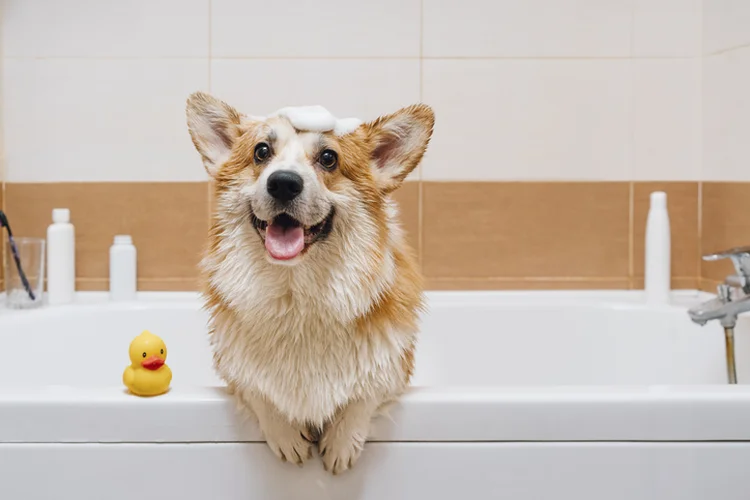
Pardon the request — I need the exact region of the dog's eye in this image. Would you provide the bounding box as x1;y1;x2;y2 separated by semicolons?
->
254;143;271;163
319;149;338;170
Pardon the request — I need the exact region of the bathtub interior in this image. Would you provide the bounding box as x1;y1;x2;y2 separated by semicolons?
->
0;290;746;389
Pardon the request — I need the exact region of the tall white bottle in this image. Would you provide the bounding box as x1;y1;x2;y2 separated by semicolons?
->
109;235;137;301
644;191;671;304
47;208;76;305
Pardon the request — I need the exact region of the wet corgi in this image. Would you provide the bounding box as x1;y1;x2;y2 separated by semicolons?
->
186;92;434;474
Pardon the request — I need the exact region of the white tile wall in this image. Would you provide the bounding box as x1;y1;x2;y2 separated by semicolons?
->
633;0;702;57
422;60;632;181
703;0;750;54
1;0;744;184
3;59;209;182
423;0;632;58
633;59;701;180
703;47;750;181
211;60;420;122
2;0;209;58
211;59;421;180
211;0;420;58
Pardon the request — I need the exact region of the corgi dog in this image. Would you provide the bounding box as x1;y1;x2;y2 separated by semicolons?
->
186;92;434;474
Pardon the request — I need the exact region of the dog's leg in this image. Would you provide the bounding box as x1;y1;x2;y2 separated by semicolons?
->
241;391;313;466
319;398;380;475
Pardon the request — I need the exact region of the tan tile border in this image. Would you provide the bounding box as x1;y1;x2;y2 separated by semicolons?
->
1;180;726;291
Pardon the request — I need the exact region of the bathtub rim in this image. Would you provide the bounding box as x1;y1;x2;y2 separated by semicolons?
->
5;289;748;445
3;384;750;444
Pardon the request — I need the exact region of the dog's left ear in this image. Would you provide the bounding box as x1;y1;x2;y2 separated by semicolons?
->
365;104;435;193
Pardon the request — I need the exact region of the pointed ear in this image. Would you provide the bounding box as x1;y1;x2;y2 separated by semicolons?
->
186;91;243;177
365;104;435;193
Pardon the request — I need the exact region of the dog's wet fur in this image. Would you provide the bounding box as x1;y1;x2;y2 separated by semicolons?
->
186;92;434;474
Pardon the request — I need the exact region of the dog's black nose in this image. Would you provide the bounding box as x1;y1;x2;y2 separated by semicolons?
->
267;170;304;202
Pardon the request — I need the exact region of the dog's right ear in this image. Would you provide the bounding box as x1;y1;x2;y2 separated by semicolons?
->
186;92;242;177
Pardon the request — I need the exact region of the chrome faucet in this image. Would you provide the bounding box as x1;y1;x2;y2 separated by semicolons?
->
687;246;750;384
688;246;750;329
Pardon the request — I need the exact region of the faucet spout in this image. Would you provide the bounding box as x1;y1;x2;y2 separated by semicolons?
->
687;294;750;329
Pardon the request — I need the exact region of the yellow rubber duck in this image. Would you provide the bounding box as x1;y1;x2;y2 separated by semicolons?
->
123;330;172;396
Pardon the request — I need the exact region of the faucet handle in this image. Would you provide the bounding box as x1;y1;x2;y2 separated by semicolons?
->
703;246;750;261
703;246;750;293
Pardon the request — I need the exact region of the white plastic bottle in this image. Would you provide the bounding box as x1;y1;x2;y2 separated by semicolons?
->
46;208;76;305
109;235;137;301
644;191;671;304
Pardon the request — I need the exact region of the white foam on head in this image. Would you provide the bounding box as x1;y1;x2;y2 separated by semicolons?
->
272;105;336;132
267;105;362;137
334;117;363;136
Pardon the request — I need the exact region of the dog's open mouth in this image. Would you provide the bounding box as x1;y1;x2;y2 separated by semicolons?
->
251;208;335;261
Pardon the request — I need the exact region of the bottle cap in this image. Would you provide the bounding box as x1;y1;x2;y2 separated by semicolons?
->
114;235;133;245
650;191;667;209
52;208;70;223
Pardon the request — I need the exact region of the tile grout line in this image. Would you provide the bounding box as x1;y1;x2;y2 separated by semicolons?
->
77;277;199;282
206;0;213;240
706;41;750;57
697;181;703;284
427;276;636;282
0;56;701;61
626;0;635;288
417;0;424;268
628;181;635;289
627;0;635;289
207;0;212;90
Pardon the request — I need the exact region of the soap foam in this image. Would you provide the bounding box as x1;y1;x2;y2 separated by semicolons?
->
267;105;362;136
334;117;363;136
272;105;336;132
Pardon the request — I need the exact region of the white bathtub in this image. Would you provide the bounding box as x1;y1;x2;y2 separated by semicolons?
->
2;290;750;500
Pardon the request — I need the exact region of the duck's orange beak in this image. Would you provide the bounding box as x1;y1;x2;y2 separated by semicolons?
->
141;356;165;371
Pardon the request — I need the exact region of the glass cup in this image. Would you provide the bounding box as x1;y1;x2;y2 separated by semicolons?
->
5;237;45;309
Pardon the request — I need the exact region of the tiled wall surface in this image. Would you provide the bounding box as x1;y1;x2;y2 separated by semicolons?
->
0;1;747;291
700;1;750;291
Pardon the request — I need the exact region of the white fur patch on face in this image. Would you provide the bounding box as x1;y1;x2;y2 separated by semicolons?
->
268;105;362;137
242;120;331;228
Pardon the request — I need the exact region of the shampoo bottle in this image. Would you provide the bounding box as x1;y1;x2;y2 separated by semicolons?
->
109;235;137;301
47;208;76;304
644;191;671;304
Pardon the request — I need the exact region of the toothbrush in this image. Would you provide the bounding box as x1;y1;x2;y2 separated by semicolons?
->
0;210;36;301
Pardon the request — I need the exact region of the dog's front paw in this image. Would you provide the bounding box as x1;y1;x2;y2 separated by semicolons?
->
261;419;313;466
319;417;368;475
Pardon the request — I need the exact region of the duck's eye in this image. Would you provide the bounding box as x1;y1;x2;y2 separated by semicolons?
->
142;352;147;358
160;349;164;355
319;149;338;170
254;143;271;163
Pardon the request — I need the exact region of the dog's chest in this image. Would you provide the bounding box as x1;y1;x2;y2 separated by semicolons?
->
212;298;408;424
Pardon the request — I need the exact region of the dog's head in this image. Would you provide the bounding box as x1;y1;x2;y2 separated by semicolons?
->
186;92;434;268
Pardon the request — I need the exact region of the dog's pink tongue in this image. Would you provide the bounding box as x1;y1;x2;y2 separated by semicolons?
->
265;223;304;260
